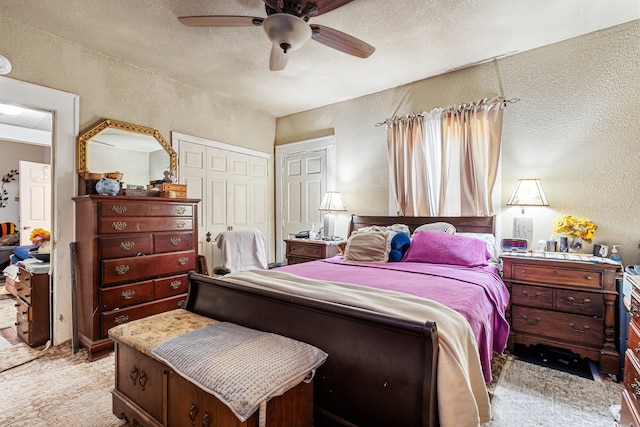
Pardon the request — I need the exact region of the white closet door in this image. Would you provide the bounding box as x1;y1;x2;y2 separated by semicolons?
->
176;134;269;272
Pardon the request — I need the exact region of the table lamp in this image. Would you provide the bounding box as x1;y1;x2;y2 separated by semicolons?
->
319;191;346;240
506;178;549;244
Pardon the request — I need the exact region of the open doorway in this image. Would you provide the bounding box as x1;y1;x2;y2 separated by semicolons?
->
0;76;78;347
0;107;52;350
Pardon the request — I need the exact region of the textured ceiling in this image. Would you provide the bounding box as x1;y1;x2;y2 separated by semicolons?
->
0;0;638;118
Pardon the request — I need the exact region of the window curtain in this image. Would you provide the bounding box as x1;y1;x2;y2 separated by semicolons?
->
386;97;504;216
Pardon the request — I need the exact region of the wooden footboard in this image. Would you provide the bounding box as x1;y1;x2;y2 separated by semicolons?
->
185;272;439;427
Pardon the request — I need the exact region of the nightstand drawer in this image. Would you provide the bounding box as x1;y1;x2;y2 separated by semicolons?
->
512;263;602;289
555;289;603;316
511;284;553;309
512;306;603;347
287;241;325;258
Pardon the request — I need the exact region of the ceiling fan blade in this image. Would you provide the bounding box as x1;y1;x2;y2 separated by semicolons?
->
312;0;355;16
178;15;264;27
310;24;375;58
269;44;290;71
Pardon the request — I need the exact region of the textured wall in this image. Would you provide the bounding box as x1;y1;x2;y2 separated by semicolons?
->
276;20;640;265
0;12;277;250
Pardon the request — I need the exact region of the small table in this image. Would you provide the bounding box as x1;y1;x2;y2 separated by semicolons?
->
284;239;343;265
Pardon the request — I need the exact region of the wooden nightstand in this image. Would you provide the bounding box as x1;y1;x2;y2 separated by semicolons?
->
284;239;342;265
501;254;620;377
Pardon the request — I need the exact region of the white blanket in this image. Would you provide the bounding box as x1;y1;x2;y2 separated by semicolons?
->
215;230;268;272
152;322;327;423
222;269;491;427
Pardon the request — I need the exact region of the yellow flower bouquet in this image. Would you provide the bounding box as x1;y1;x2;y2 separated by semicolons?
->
29;228;51;245
552;215;597;243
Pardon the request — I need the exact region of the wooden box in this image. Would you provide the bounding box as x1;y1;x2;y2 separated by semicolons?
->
148;183;187;198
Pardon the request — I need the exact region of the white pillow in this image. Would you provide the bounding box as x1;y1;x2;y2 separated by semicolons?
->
412;222;456;236
456;232;500;265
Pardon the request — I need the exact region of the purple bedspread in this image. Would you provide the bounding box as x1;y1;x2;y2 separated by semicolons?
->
278;256;510;383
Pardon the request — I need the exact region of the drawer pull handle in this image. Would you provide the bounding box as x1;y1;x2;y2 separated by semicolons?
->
585;275;592;280
114;315;129;325
567;296;591;305
121;289;135;300
138;370;148;391
148;205;158;211
130;367;139;385
170;280;182;289
632;379;640;400
178;257;189;266
178;299;187;309
169;237;182;246
111;221;127;231
115;265;130;275
202;410;210;427
189;402;198;422
176;220;187;229
111;205;127;214
521;290;541;299
522;315;541;325
635;343;640;355
176;206;187;214
568;323;590;333
120;241;135;251
632;300;639;318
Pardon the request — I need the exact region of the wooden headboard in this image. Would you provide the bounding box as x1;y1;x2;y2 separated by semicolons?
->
348;215;495;236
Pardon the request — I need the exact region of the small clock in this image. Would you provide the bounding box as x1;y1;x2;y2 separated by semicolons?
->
501;238;529;252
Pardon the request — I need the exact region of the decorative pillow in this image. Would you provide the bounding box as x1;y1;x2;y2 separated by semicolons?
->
343;231;393;263
412;222;456;236
456;232;500;265
0;222;17;237
356;223;409;235
402;230;490;267
388;232;411;262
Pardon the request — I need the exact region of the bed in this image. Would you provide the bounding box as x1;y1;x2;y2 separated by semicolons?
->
182;215;509;427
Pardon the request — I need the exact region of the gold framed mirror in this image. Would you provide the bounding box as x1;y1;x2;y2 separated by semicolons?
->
77;119;177;186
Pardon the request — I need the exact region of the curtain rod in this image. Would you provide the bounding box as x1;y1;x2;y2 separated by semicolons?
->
374;98;521;127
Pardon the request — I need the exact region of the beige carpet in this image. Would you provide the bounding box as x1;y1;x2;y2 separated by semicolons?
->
484;357;623;426
0;296;14;329
0;342;126;427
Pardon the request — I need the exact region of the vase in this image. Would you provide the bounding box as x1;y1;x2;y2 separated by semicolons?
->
95;177;120;196
38;240;51;254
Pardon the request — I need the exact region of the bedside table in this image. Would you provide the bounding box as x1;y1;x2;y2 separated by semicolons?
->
501;254;620;377
284;239;342;265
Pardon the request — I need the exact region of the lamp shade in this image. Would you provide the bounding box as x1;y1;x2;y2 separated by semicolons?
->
507;178;549;207
319;191;346;212
263;13;312;53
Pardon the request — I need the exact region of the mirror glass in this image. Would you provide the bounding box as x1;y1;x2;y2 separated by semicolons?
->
77;119;177;186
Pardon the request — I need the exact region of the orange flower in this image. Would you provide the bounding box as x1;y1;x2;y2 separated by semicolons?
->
29;228;51;245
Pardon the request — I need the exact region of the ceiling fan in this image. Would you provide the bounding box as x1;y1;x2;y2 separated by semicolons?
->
178;0;375;71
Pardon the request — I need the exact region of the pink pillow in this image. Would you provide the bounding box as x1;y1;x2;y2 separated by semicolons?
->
403;230;490;267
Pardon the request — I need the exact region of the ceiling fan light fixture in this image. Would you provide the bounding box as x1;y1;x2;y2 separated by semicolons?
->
263;14;311;53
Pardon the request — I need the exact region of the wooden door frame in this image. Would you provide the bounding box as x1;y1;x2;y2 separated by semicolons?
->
275;135;336;262
0;76;79;345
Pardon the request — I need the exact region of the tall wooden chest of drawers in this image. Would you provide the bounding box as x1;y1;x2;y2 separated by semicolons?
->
501;255;620;377
73;195;199;360
621;274;640;425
